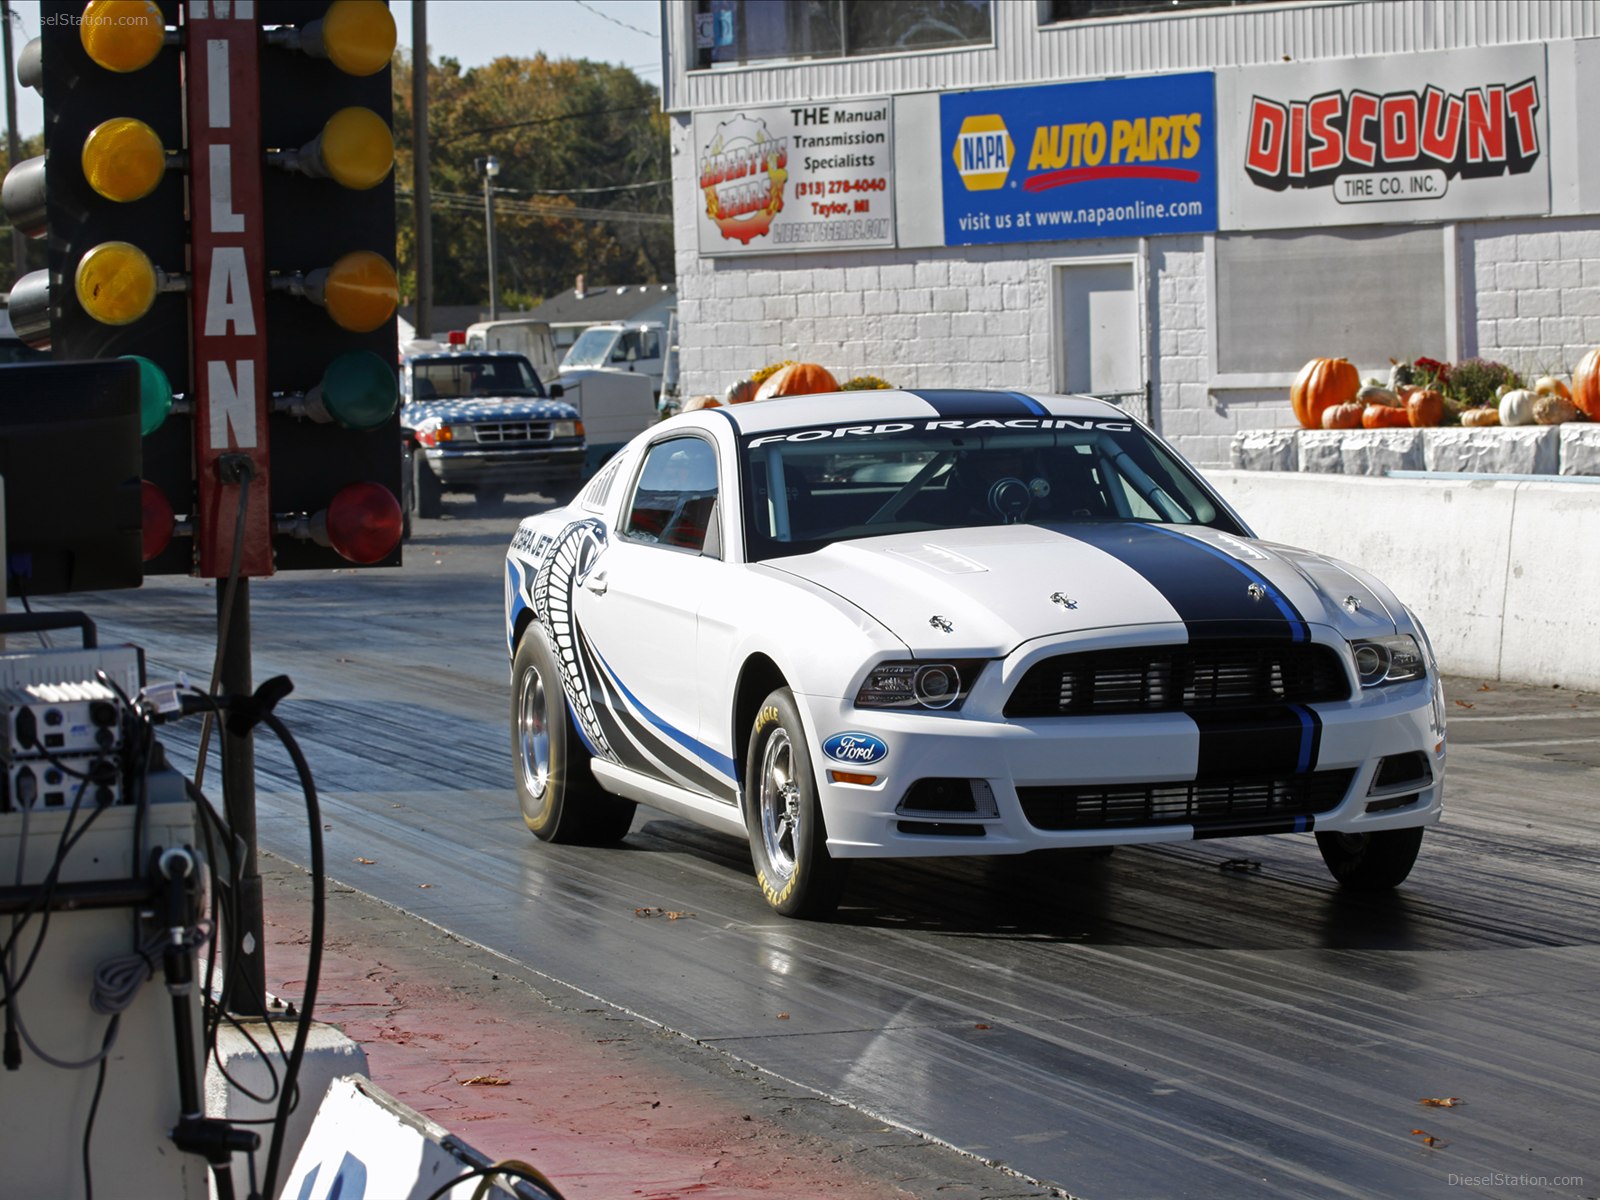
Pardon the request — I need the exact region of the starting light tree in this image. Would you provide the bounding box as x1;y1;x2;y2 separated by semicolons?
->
1;0;404;580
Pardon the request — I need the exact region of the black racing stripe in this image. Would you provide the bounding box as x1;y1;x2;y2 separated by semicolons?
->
1063;523;1305;641
907;389;1049;418
1191;705;1322;780
1059;523;1322;780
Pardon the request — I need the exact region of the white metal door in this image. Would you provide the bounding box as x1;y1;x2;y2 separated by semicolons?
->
1054;258;1148;422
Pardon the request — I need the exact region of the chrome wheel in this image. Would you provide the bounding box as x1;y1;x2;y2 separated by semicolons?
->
758;726;800;882
517;662;551;802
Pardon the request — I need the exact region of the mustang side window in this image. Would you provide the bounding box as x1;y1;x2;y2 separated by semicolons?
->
624;437;720;553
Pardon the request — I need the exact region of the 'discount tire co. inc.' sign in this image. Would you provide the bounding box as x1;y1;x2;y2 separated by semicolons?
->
940;72;1218;246
1216;43;1549;230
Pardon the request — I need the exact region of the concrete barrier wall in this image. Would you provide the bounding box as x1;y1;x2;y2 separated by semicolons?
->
1208;471;1600;690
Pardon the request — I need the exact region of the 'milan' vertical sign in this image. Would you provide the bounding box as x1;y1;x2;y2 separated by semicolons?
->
186;0;272;577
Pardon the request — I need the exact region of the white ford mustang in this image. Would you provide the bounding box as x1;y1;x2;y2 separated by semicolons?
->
503;390;1446;918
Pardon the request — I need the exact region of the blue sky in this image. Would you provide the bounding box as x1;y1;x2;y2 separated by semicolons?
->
4;0;662;139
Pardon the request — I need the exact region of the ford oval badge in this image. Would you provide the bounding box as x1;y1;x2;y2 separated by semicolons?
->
823;731;889;765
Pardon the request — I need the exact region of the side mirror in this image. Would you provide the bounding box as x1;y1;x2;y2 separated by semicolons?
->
549;383;564;398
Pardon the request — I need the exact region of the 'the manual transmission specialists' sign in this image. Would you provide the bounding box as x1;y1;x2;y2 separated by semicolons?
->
1216;44;1549;230
693;101;896;256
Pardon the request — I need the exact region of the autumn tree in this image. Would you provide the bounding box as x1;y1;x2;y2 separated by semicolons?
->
391;51;671;311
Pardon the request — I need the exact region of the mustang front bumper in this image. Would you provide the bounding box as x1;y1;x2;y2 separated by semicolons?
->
795;672;1445;859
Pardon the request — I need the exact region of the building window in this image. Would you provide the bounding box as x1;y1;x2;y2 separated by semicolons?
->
694;0;991;69
1212;228;1451;380
1047;0;1290;21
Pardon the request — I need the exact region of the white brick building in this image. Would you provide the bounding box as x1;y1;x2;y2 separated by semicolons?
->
660;0;1600;466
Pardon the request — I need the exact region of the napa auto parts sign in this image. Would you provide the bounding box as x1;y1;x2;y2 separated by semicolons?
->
693;101;896;256
940;72;1217;246
1217;44;1549;229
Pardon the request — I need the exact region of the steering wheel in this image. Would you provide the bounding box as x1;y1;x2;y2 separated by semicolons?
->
986;477;1034;523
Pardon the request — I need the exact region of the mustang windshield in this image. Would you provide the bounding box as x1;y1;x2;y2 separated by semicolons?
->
740;417;1245;560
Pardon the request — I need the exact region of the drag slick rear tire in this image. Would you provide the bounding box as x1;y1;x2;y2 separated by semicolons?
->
1316;826;1424;890
511;621;635;844
743;688;848;919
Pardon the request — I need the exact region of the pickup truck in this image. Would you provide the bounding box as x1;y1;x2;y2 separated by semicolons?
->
400;350;585;518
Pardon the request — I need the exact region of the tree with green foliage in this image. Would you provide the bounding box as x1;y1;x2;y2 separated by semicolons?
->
391;51;671;312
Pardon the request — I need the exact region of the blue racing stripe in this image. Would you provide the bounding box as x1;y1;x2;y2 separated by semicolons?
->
907;389;1047;419
589;645;739;780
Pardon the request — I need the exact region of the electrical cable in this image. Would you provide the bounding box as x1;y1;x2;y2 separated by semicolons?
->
254;706;324;1200
78;1020;118;1200
419;1159;567;1200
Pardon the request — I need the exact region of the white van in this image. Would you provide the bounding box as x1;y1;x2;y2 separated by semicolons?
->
464;319;561;383
559;321;667;397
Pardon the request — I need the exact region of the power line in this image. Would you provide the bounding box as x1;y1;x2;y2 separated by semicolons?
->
396;188;670;226
450;102;656;141
574;0;659;38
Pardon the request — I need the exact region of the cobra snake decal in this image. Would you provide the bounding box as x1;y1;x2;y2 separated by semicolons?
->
529;517;616;761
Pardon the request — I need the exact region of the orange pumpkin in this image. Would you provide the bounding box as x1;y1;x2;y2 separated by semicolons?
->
754;362;839;401
1406;389;1445;428
1362;403;1412;429
1290;357;1361;429
1321;401;1364;429
1573;348;1600;421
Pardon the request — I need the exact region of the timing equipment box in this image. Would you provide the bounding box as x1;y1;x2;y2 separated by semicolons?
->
1;679;123;758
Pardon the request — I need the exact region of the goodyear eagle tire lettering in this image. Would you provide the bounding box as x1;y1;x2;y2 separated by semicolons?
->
742;688;848;919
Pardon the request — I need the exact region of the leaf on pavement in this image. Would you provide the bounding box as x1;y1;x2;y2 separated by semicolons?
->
354;857;376;865
1454;700;1475;709
461;1075;511;1087
1419;1097;1463;1107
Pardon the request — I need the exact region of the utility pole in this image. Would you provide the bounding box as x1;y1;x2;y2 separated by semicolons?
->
479;154;500;319
410;0;432;338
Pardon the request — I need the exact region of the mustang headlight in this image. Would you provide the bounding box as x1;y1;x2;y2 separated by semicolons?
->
855;660;986;711
1351;635;1426;687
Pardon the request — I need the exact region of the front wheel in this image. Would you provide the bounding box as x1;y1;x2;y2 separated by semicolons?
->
1316;826;1424;890
511;621;635;844
743;689;848;918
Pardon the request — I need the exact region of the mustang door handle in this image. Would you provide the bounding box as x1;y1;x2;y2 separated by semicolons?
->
583;571;609;595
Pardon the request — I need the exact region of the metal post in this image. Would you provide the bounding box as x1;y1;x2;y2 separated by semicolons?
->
482;154;499;320
2;0;27;276
218;579;266;1018
410;0;433;339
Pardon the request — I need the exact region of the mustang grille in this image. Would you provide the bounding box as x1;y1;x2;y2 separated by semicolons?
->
471;421;555;444
1005;641;1349;718
1018;769;1356;831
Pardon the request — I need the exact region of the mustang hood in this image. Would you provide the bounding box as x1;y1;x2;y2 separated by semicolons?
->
764;522;1402;654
